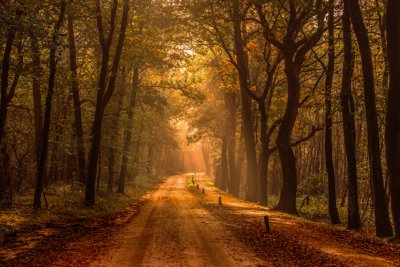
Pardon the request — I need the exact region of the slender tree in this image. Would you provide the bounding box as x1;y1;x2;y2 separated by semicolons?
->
348;0;393;237
341;0;361;230
29;34;43;162
0;9;23;204
220;136;228;191
107;69;127;192
225;92;238;196
118;68;139;194
85;0;130;206
325;0;340;224
67;0;86;184
34;1;67;209
385;0;400;239
231;0;259;202
247;47;281;206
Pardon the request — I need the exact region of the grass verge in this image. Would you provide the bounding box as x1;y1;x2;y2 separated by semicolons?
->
0;175;165;233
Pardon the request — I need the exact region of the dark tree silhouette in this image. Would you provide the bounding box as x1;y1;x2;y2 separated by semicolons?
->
325;0;340;225
341;0;361;231
385;0;400;239
34;1;66;209
67;0;86;185
85;0;130;206
348;0;393;237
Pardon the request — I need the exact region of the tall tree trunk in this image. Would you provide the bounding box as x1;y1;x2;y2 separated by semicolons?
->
131;121;144;180
220;136;228;191
34;1;66;209
107;71;126;192
214;161;222;188
325;0;340;225
258;101;269;206
275;58;300;214
118;68;139;194
341;0;361;230
232;0;258;202
235;129;245;193
385;0;400;239
0;10;22;205
146;144;153;176
201;143;211;176
349;0;393;237
67;2;86;184
0;13;20;146
225;92;238;196
0;16;17;203
30;35;43;162
85;0;130;206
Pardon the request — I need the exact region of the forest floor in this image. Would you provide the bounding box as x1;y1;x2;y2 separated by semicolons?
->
0;176;164;266
2;174;400;266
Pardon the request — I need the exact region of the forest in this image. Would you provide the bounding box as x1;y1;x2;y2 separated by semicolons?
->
1;0;400;266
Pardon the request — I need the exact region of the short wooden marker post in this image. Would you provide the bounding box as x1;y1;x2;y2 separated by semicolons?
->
218;196;222;205
192;175;194;185
196;184;199;190
202;188;205;194
264;215;271;234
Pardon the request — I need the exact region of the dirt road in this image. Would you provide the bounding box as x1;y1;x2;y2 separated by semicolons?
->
97;175;266;267
4;174;398;266
95;174;400;267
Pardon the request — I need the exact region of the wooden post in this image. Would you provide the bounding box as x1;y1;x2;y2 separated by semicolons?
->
202;188;205;194
192;175;194;185
264;215;270;233
196;184;199;190
218;196;222;205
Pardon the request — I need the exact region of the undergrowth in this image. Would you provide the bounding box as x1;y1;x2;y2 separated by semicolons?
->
268;194;375;228
0;175;164;232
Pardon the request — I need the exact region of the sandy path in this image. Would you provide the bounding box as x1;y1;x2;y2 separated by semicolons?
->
96;175;267;267
94;174;400;267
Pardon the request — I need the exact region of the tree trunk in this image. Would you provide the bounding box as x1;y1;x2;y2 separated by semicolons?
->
341;0;361;230
118;68;139;194
85;0;130;206
34;1;66;209
225;92;238;196
107;71;126;192
131;122;144;180
214;161;222;188
232;0;258;202
146;144;153;176
86;104;105;204
67;2;86;184
0;12;20;203
29;35;43;162
201;143;211;176
385;0;400;239
275;58;300;215
349;0;393;237
220;136;228;191
259;101;269;206
325;0;340;225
